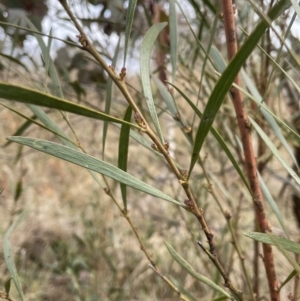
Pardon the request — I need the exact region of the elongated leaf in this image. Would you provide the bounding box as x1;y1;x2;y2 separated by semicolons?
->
103;36;121;157
290;0;300;20
169;0;177;82
1;102;77;148
244;232;300;255
250;117;300;186
5;277;12;296
153;75;179;116
26;18;63;98
118;106;133;210
27;104;75;147
211;47;300;152
209;46;226;73
188;0;291;177
0;82;139;128
257;172;289;238
3;215;26;301
164;241;231;299
140;22;167;143
153;76;191;142
279;269;299;291
123;0;137;66
3;112;37;147
169;82;251;193
0;52;29;72
241;69;298;168
8;137;183;207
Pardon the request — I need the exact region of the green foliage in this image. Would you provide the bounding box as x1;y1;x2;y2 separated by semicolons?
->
1;1;300;301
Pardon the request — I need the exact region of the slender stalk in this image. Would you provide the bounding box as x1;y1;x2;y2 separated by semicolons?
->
221;1;279;301
102;175;191;300
197;241;243;300
58;0;215;254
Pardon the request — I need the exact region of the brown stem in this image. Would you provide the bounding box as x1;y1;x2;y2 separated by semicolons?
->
197;241;244;300
221;1;279;301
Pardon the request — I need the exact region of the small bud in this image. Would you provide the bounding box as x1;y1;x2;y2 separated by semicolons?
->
224;210;232;220
182;125;192;133
119;67;127;80
134;112;146;128
184;199;194;209
151;143;159;151
76;34;88;47
173;112;181;121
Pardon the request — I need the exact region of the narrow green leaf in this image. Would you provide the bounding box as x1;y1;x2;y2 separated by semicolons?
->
118;106;133;210
188;0;291;177
169;82;251;193
0;82;139;129
103;36;121;158
250;117;300;186
290;0;300;21
279;269;299;291
27;104;75;147
140;22;167;143
257;172;289;238
242;69;298;169
26;18;63;98
123;0;137;66
153;76;190;142
0;52;29;72
3;112;36;147
1;102;76;148
153;75;179;116
169;0;178;82
3;215;26;301
164;241;231;299
244;232;300;255
7;137;183;207
182;46;300;161
5;277;12;296
209;46;226;73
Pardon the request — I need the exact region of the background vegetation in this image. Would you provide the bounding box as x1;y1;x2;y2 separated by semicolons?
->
1;0;300;300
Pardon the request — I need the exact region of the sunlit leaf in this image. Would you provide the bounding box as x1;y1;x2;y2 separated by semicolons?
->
244;232;300;255
140;22;167;143
250;117;300;186
118;106;133;210
8;137;183;207
3;215;26;301
0;82;139;128
257;172;289;238
123;0;137;66
165;241;231;299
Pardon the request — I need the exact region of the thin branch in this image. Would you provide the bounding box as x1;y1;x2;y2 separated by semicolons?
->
57;1;244;298
221;1;279;301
